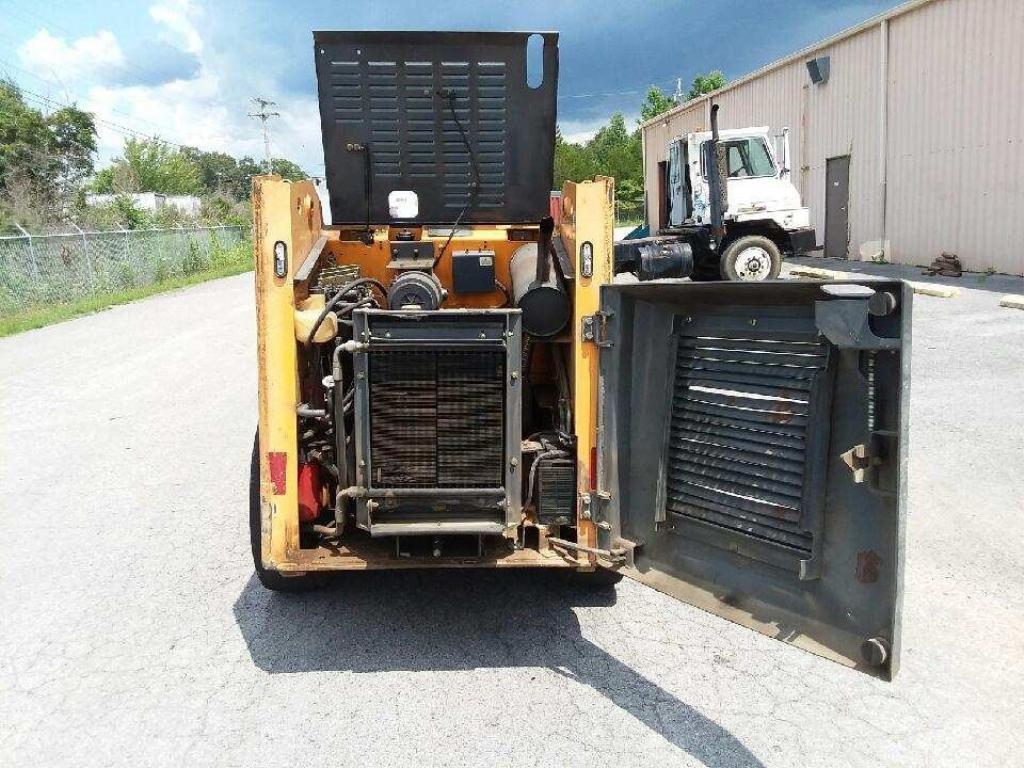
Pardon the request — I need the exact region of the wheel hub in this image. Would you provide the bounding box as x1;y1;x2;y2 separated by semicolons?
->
734;246;772;281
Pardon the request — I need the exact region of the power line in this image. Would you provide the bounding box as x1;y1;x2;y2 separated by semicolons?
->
0;54;168;133
19;86;188;149
247;97;279;174
556;76;680;101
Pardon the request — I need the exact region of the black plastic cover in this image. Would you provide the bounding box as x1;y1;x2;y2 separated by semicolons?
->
314;31;559;225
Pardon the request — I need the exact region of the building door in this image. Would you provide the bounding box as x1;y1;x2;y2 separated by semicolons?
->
825;155;851;259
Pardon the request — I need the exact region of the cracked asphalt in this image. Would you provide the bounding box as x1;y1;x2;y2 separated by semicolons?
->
2;266;1022;767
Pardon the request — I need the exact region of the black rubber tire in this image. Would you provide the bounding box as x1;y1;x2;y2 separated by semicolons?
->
249;431;325;592
719;235;782;281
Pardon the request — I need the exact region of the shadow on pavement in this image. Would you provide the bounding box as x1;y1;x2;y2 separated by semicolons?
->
233;569;764;768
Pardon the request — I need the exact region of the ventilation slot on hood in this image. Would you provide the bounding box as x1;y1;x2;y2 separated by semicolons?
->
665;329;832;560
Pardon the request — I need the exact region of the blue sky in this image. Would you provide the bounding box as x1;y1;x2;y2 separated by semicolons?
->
0;0;903;173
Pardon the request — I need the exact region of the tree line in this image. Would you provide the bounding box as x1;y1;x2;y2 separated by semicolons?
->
0;80;306;230
2;69;725;230
553;71;726;204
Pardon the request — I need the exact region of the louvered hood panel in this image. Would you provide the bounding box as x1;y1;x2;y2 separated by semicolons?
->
666;329;831;557
314;31;558;224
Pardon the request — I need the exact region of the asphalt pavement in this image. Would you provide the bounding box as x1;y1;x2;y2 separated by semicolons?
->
1;266;1022;767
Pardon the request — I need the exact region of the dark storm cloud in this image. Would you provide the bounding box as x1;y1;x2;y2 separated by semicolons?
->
202;0;902;128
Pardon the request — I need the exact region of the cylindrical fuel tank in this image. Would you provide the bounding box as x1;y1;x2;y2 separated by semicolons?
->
509;242;571;337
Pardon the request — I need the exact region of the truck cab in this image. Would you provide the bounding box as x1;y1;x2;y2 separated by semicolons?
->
660;125;817;280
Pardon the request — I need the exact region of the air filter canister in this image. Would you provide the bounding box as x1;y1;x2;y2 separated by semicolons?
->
387;270;446;310
509;242;570;338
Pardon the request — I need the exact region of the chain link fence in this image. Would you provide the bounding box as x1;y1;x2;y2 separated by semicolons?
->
614;199;645;227
0;224;248;316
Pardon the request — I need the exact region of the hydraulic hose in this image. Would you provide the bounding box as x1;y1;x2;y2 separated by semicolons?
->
305;277;386;345
330;339;366;526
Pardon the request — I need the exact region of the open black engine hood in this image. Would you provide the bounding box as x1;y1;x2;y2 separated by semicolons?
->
313;31;559;225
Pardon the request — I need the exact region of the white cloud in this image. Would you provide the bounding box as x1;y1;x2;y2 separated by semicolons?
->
149;0;203;55
12;4;326;176
17;29;125;85
558;112;641;145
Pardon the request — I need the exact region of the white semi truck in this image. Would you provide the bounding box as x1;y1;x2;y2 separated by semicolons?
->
617;106;817;282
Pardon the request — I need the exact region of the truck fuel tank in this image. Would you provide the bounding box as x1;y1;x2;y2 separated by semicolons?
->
613;237;694;281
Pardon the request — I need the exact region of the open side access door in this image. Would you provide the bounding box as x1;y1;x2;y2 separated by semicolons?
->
592;280;911;679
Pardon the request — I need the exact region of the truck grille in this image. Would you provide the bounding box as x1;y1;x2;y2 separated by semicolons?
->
368;350;505;488
665;330;830;555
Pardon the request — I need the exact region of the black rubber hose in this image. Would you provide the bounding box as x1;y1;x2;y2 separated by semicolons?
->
305;277;385;345
436;90;480;261
494;278;512;307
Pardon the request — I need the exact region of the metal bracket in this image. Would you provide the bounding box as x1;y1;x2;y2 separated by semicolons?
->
581;312;613;348
841;443;880;483
579;490;612;524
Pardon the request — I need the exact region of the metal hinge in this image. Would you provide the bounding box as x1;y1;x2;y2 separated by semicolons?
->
580;490;612;528
581;312;613;348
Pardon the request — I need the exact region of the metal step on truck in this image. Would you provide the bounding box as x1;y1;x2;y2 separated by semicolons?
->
251;30;911;680
623;114;818;281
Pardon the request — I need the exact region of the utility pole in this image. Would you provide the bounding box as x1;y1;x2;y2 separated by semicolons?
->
248;97;280;174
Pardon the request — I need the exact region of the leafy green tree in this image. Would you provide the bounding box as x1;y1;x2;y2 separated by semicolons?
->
269;157;306;181
555;115;643;204
181;148;238;196
229;156;263;200
686;70;727;100
46;105;97;191
640;86;678;122
553;128;598;189
91;138;202;195
0;80;97;222
587;113;641;185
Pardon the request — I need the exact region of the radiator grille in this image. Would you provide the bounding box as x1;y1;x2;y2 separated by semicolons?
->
666;330;829;554
369;350;505;488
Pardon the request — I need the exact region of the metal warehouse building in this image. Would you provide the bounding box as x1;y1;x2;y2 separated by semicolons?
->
640;0;1024;275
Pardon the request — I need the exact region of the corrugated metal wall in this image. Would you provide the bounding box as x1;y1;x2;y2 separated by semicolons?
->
885;0;1024;273
641;0;1024;275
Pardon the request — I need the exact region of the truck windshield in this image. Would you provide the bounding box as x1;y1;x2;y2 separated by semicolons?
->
702;137;776;179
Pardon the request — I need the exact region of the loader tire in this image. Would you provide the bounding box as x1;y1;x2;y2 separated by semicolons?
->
720;235;782;281
249;431;326;592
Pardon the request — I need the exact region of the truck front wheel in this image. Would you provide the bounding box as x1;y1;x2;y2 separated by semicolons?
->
720;236;782;281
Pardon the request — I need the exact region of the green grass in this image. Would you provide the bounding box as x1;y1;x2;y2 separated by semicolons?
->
0;242;253;338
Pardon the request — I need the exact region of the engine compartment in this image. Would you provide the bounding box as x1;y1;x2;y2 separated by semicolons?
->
286;222;583;566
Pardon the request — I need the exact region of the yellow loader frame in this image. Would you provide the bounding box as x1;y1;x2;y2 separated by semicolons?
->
252;174;614;573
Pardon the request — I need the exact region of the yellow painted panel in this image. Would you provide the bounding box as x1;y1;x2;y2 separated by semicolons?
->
564;177;615;556
253;176;322;568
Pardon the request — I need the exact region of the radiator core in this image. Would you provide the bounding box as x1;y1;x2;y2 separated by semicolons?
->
369;350;505;489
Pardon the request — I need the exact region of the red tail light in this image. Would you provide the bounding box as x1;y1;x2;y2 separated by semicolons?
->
589;445;598;490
